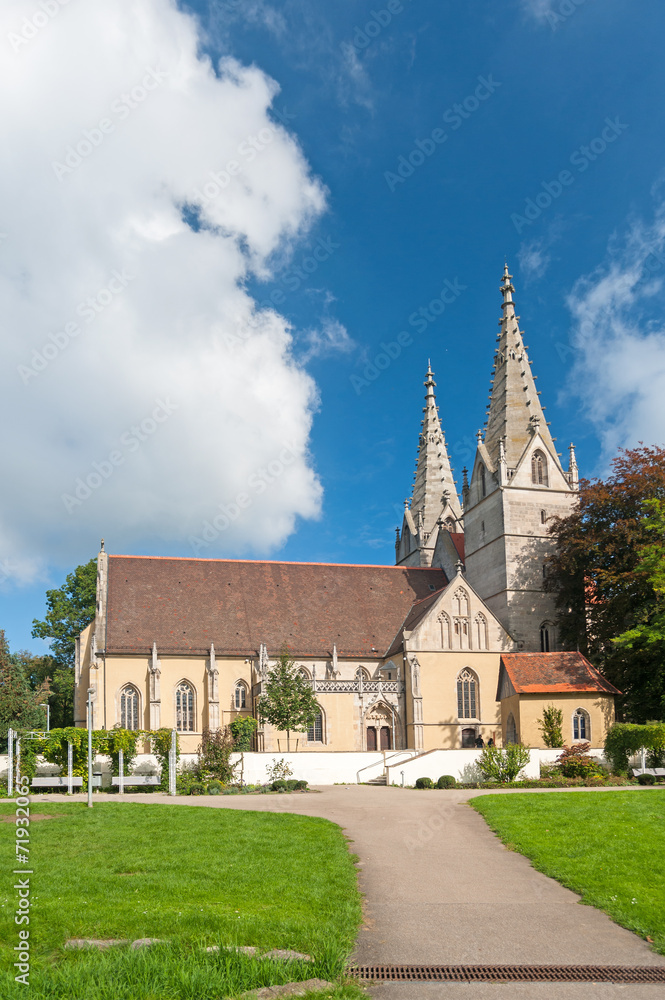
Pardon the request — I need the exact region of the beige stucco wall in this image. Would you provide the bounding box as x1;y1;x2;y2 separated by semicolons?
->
413;651;503;749
501;692;616;748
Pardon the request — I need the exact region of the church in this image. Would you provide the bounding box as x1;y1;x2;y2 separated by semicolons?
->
74;266;619;753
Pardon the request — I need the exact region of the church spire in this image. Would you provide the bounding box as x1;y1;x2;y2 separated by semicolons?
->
409;363;462;536
483;263;559;471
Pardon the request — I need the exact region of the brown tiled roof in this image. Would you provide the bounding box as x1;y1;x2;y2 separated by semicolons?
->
383;588;445;658
106;555;448;658
449;532;465;562
500;652;621;695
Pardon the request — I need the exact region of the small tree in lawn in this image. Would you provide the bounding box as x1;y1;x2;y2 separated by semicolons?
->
537;705;564;748
258;647;320;751
0;630;46;739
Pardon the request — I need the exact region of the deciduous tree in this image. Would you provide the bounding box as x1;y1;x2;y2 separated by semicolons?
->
31;558;96;667
546;445;665;721
258;647;320;751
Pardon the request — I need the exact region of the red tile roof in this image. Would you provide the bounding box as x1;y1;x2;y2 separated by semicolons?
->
105;555;448;658
500;652;620;695
449;532;465;562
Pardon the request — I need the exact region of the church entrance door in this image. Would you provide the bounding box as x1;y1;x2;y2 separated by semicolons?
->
380;726;391;750
366;726;377;751
461;727;476;748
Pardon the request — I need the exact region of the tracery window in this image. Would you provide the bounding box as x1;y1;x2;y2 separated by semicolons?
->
175;681;195;732
531;450;548;486
573;708;589;742
438;612;451;649
234;682;247;710
457;668;478;719
475;614;488;650
120;684;140;730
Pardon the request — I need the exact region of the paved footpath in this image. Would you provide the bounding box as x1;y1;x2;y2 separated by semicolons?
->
48;786;665;999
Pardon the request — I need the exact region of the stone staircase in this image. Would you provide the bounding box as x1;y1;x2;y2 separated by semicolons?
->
367;774;387;786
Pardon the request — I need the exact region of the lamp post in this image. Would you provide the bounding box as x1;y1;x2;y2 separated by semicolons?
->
87;688;94;809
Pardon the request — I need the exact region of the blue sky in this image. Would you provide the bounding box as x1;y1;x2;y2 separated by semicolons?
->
3;0;665;654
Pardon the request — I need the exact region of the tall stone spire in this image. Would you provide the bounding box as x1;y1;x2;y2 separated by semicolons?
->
410;364;462;535
483;264;559;471
396;364;462;567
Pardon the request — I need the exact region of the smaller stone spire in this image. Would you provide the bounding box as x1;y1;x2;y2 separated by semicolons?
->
568;442;579;488
409;364;462;537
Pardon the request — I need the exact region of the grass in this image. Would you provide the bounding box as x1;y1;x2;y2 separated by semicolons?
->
472;789;665;955
0;801;364;999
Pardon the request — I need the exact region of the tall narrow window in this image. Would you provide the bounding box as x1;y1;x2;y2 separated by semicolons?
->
531;450;548;486
307;711;323;742
457;668;478;719
175;681;195;732
120;685;140;730
475;614;488;650
234;683;247;710
480;464;486;497
506;712;518;745
573;708;589;742
540;623;551;652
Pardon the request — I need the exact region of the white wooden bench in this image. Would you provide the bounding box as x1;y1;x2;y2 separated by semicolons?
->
31;776;83;788
111;775;160;788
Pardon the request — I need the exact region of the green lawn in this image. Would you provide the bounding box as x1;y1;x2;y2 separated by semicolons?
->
472;790;665;954
0;802;363;999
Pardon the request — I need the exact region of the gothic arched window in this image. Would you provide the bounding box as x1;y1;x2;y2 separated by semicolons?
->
531;450;548;486
234;681;248;710
573;708;590;742
454;588;469;617
457;668;478;719
540;622;554;652
355;667;369;683
506;712;518;745
120;684;140;730
175;681;195;732
438;612;451;650
307;708;324;743
298;666;311;680
475;614;488;650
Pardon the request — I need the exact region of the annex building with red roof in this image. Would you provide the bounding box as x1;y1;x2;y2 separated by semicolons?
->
75;269;618;753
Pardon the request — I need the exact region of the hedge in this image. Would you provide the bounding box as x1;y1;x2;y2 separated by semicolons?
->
604;722;665;773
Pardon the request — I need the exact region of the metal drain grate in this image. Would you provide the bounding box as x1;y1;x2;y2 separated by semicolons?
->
350;965;665;983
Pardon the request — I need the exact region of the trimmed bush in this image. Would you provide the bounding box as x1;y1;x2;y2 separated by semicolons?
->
415;776;434;789
271;779;288;791
437;775;457;789
638;772;656;785
207;780;224;795
294;779;308;790
189;782;206;795
285;779;299;791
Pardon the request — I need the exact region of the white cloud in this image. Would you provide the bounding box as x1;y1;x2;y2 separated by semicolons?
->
0;0;330;582
518;240;551;281
565;205;665;459
299;318;355;363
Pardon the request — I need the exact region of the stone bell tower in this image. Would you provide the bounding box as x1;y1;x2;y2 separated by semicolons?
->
463;265;579;650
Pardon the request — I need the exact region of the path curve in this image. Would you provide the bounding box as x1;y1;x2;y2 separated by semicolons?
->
42;786;665;999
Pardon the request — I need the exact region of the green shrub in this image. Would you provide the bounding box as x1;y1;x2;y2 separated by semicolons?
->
604;722;665;774
637;772;656;785
196;727;237;784
437;775;456;789
477;743;530;782
229;715;258;751
207;780;224;794
285;778;299;791
537;705;564;748
294;779;308;790
271;779;288;791
189;781;206;795
415;776;433;789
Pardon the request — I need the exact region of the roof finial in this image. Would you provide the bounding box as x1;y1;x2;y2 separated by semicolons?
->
100;538;105;551
500;262;515;311
424;363;436;399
